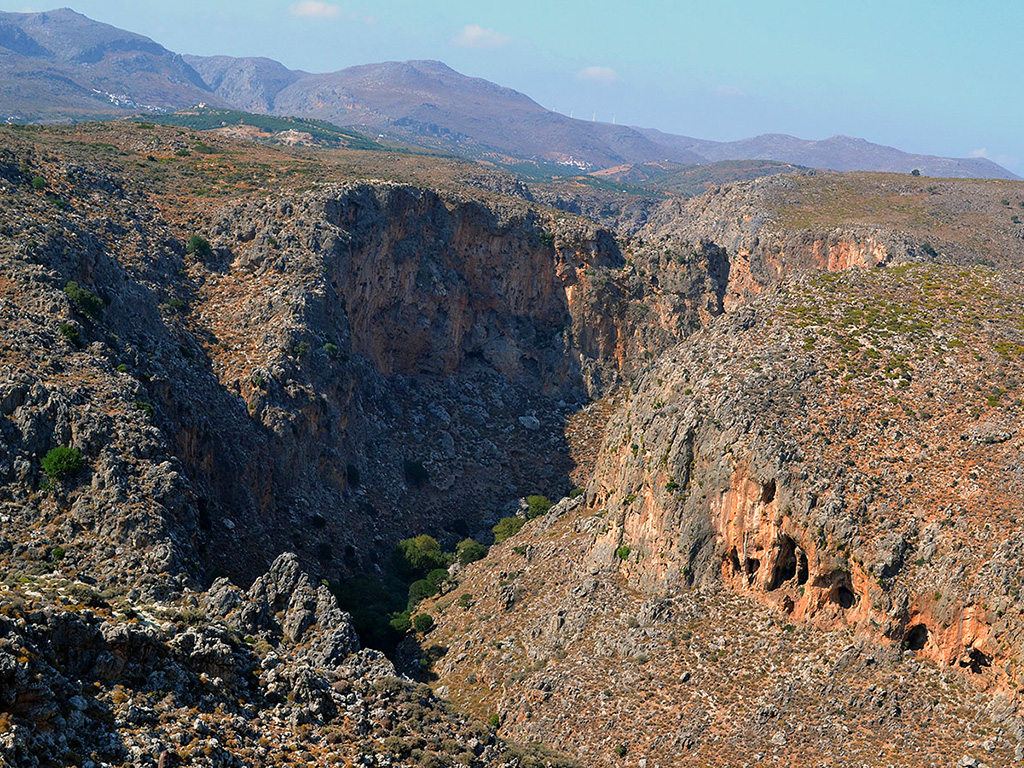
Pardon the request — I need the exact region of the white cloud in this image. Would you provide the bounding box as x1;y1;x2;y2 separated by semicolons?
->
577;66;620;84
289;2;374;23
455;24;511;49
290;2;340;19
714;84;744;98
969;148;989;158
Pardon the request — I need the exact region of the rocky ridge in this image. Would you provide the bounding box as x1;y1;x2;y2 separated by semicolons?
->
3;120;1024;767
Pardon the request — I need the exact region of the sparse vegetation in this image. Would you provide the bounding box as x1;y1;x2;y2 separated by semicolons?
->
492;516;525;544
64;281;104;320
456;538;488;566
41;446;84;479
525;495;553;519
185;234;212;258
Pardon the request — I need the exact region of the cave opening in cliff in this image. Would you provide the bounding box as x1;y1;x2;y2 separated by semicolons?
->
744;557;760;585
760;479;776;504
831;585;857;609
728;547;741;574
767;535;807;591
905;624;928;652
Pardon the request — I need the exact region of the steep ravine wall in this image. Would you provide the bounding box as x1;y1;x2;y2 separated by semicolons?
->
583;292;1024;697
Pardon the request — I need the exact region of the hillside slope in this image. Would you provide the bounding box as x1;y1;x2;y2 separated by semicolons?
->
2;121;1024;767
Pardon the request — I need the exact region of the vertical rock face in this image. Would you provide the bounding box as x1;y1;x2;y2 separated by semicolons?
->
583;265;1024;698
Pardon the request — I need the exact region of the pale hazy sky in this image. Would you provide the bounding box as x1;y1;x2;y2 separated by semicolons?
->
7;0;1024;175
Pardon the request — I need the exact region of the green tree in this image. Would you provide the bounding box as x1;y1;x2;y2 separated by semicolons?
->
64;281;104;320
393;535;450;579
412;613;434;633
456;538;488;566
525;495;553;519
492;516;525;544
41;446;84;479
185;234;212;258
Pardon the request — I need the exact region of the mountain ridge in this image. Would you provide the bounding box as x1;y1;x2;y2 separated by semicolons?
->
0;8;1017;180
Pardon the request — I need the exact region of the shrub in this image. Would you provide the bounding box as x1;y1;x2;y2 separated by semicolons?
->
134;400;154;417
426;568;449;590
456;538;488;566
412;613;434;633
615;545;632;560
59;323;80;346
31;175;46;190
525;495;553;519
457;592;474;609
492;516;525;544
41;446;84;479
910;169;921;177
488;713;501;728
393;535;449;579
389;611;412;634
64;281;103;320
293;340;311;357
185;234;211;258
323;342;340;359
614;743;628;758
116;364;129;373
407;579;437;608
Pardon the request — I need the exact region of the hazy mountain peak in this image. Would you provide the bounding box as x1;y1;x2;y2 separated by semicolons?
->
0;8;1017;180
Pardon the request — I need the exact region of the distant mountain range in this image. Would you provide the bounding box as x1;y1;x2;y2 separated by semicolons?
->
0;8;1017;180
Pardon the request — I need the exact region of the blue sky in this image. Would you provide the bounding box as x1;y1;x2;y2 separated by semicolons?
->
9;0;1024;175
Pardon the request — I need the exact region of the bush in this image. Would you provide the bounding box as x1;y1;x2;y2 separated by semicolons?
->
426;568;449;590
615;545;632;560
488;713;501;728
59;323;80;346
492;516;525;544
323;342;340;359
134;400;154;417
412;613;434;633
525;495;553;519
393;535;449;579
31;175;46;190
41;446;84;479
456;538;488;566
389;610;412;634
185;234;211;258
64;281;104;320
